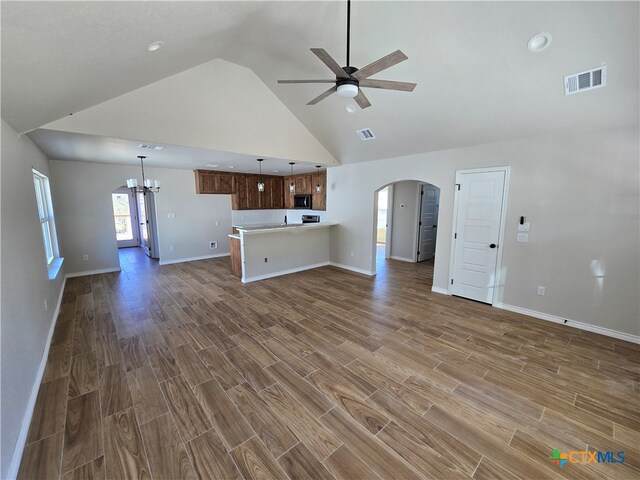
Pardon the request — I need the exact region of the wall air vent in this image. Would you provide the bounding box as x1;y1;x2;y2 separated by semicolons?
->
139;144;165;150
564;65;607;95
357;128;376;141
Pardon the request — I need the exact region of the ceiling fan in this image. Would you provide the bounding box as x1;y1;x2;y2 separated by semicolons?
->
278;0;416;109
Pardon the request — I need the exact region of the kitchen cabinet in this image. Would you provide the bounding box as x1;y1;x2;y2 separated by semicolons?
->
284;176;295;209
231;174;284;210
312;172;326;211
195;169;321;210
265;176;284;209
194;170;234;194
232;174;260;210
295;175;313;194
282;173;326;210
229;236;242;278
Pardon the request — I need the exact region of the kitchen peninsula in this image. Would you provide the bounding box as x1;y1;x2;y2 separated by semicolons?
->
229;222;335;282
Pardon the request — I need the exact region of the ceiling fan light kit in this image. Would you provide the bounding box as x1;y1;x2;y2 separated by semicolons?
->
278;0;416;109
337;83;358;98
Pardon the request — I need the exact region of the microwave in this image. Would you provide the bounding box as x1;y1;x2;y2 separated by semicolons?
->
294;194;312;209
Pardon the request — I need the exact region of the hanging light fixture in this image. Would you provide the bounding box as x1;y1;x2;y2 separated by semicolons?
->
289;162;296;193
126;156;161;193
257;159;265;192
315;165;323;193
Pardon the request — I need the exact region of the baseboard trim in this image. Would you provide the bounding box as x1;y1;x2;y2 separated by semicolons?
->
389;255;414;263
7;277;67;480
431;286;449;295
65;267;121;278
329;262;376;277
494;303;640;344
243;262;330;283
159;253;230;266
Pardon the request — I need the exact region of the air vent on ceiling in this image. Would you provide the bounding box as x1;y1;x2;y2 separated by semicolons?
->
564;65;607;95
357;128;376;141
139;144;165;150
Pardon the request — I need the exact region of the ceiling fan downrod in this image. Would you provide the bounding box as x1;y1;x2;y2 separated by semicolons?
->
346;0;351;67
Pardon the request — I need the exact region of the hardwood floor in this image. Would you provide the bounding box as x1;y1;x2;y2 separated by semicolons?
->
18;247;640;479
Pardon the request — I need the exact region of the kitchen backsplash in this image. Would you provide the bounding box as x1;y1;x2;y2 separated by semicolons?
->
231;209;326;225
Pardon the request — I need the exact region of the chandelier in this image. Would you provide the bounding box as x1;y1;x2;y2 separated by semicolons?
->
126;155;161;193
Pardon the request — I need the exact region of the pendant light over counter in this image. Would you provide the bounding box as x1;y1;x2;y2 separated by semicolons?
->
289;162;296;192
315;165;323;192
256;159;265;192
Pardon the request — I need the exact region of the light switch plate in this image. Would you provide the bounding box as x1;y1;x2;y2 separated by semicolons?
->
517;233;529;242
167;212;176;219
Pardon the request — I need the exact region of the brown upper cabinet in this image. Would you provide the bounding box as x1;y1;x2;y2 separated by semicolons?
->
295;175;313;194
312;172;327;211
194;170;235;194
195;169;324;211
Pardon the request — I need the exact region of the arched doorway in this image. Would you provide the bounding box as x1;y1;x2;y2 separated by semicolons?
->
373;180;441;283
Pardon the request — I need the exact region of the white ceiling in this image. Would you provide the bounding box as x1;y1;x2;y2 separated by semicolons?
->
2;1;638;170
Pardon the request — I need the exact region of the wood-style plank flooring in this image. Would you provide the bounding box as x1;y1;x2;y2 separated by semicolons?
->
19;247;640;479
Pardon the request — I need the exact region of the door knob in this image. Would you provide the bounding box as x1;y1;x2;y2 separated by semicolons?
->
489;243;497;249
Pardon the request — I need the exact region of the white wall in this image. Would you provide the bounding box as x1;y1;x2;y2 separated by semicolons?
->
49;160;233;273
389;181;420;261
327;125;640;337
1;119;66;478
43;58;337;166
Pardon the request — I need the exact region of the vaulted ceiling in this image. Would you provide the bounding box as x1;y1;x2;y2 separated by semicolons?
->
2;1;638;171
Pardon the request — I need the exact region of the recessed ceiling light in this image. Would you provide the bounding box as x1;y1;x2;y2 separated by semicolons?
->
205;164;218;168
345;104;357;113
147;41;164;52
527;32;552;52
273;170;279;173
227;166;235;169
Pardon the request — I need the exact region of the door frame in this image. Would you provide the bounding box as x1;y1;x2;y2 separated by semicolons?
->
112;187;140;248
384;185;394;259
447;166;511;304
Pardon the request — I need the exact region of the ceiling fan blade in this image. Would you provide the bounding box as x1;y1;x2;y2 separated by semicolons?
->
352;50;408;80
278;79;337;84
353;89;371;109
359;79;416;92
307;86;338;105
310;48;349;79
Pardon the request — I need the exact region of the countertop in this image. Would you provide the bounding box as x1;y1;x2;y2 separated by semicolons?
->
234;222;336;234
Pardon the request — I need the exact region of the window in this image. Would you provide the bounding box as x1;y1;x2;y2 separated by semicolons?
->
32;170;60;270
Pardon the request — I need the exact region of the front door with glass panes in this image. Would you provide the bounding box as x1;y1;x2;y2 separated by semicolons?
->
111;188;140;248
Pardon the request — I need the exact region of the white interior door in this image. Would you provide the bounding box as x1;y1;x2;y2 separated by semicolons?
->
451;170;506;303
417;184;439;262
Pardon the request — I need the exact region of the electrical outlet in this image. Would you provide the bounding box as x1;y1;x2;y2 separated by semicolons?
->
209;241;218;249
264;257;268;263
537;286;546;296
83;254;89;261
169;245;175;252
43;299;48;312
